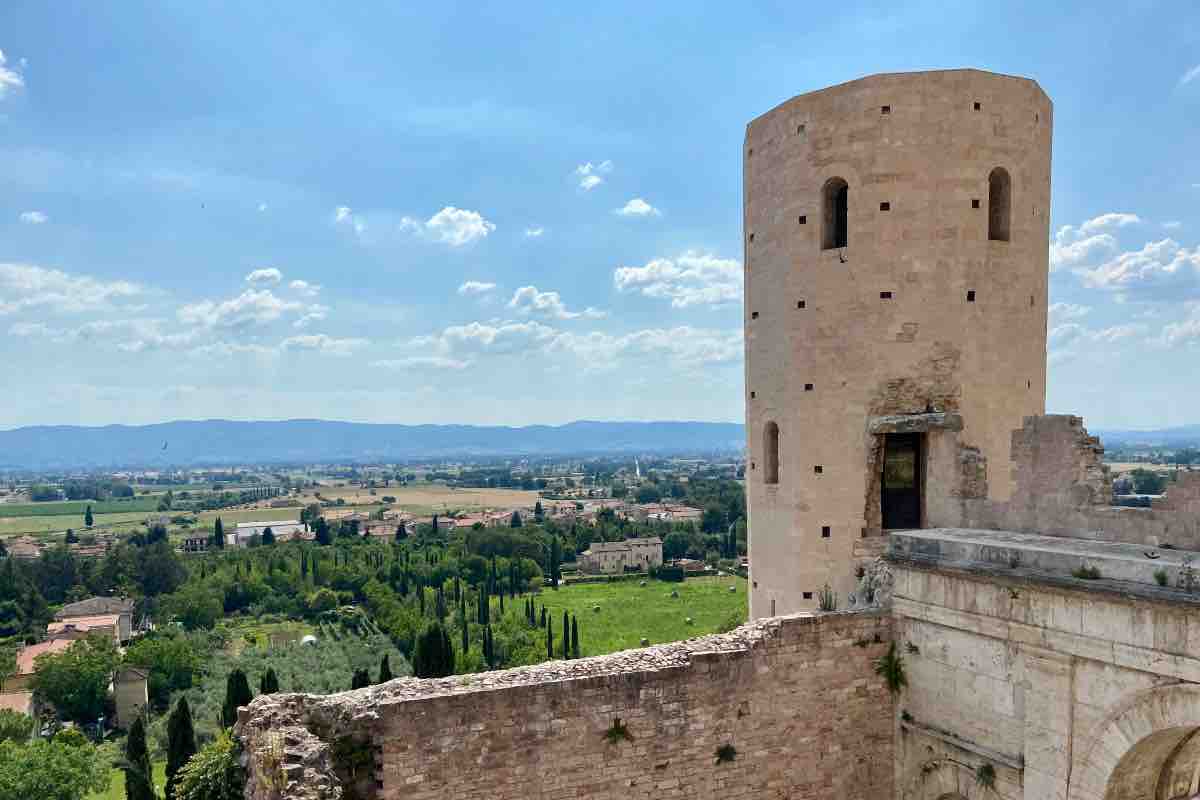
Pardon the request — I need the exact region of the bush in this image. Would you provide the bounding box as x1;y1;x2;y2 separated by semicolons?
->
0;709;33;744
652;565;685;583
176;731;244;800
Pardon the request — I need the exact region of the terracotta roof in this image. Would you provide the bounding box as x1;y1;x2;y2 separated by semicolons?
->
15;639;74;675
47;613;121;635
54;596;133;620
0;691;32;715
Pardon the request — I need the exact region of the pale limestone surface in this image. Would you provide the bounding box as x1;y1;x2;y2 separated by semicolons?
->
744;69;1052;618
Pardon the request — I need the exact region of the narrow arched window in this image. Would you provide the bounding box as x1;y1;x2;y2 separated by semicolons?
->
822;177;848;250
763;421;780;485
988;167;1011;242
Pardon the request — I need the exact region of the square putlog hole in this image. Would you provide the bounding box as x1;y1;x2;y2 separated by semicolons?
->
974;101;981;111
881;105;891;115
798;215;807;225
967;290;976;302
814;465;824;474
802;591;813;600
751;311;759;319
972;198;981;209
821;526;831;538
879;202;890;211
797;299;806;309
804;383;813;391
880;291;893;299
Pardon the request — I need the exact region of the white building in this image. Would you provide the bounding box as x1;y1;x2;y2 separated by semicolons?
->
228;520;305;547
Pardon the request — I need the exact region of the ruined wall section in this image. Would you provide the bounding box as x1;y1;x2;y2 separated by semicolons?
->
238;611;895;800
949;415;1200;548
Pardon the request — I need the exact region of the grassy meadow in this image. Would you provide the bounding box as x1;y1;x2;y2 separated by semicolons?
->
90;761;166;800
535;575;748;656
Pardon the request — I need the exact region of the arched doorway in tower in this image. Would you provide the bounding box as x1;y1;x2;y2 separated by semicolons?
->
1106;725;1200;800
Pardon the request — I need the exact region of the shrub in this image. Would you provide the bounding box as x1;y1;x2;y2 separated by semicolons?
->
176;731;245;800
1071;564;1101;580
1155;568;1169;587
817;583;838;612
874;642;907;696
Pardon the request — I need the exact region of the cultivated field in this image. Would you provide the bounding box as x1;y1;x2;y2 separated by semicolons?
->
0;510;153;537
301;483;541;515
536;575;748;656
0;497;161;517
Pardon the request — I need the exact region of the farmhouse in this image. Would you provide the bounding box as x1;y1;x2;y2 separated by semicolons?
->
577;536;663;574
228;519;305;547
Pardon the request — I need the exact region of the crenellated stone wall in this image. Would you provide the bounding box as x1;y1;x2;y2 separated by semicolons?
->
237;610;895;800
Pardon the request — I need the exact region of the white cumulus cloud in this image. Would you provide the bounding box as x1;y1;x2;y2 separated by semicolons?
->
1079;239;1200;296
614;251;743;308
507;286;605;320
288;279;321;297
18;211;47;224
244;267;282;285
0;50;24;98
458;281;497;295
0;263;143;316
371;356;470;370
177;289;305;330
574;160;612;191
333;206;367;236
524;226;545;238
401;206;495;247
1049;212;1140;272
614;198;661;218
550;326;743;369
281;334;366;357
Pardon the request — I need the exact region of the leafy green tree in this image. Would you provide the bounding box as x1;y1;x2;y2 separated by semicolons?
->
378;655;393;683
32;634;119;723
0;738;110;800
259;667;279;695
163;583;223;631
166;697;197;800
221;669;253;728
175;731;244;800
0;708;33;743
411;622;455;678
84;505;94;528
124;715;156;800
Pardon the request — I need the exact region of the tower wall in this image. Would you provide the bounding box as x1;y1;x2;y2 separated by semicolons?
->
743;70;1053;618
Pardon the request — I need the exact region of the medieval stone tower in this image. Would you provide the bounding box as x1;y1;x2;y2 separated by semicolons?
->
744;69;1053;618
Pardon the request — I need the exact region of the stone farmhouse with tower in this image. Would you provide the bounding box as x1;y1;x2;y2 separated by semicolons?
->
238;70;1200;800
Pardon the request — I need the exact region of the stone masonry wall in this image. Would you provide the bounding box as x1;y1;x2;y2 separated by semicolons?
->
237;610;895;800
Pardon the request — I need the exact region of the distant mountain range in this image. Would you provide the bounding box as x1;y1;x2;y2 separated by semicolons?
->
0;419;748;470
1092;425;1200;449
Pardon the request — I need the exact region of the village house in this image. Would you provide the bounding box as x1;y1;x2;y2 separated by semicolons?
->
578;537;663;575
54;596;134;643
228;519;306;547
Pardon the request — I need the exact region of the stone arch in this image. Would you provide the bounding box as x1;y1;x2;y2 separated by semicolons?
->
1068;683;1200;800
822;176;849;250
901;757;977;800
988;167;1011;242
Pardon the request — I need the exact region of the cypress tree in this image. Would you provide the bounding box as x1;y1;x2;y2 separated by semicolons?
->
300;549;309;579
412;621;455;678
165;696;197;800
546;616;554;659
459;593;469;655
540;605;547;628
260;667;280;694
262;526;275;546
419;585;426;615
221;668;254;728
124;714;155;800
351;668;371;689
213;516;224;549
84;504;94;528
561;611;569;658
378;654;393;683
499;589;504;614
571;615;580;659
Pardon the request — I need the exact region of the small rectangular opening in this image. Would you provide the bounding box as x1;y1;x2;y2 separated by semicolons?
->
973;101;981;111
814;465;823;474
804;383;813;391
751;311;759;319
972;198;981;209
880;291;893;299
797;300;806;309
881;105;891;115
750;391;756;398
821;526;831;538
748;233;754;242
798;215;807;225
797;124;806;135
802;591;813;600
966;290;976;302
879;202;890;211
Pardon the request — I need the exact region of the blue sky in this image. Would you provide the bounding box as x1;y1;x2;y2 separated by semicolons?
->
1;1;1198;429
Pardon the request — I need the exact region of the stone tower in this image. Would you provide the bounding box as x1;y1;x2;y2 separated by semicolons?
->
743;70;1053;618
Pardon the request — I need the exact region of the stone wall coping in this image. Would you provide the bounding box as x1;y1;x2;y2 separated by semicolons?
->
238;609;888;734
